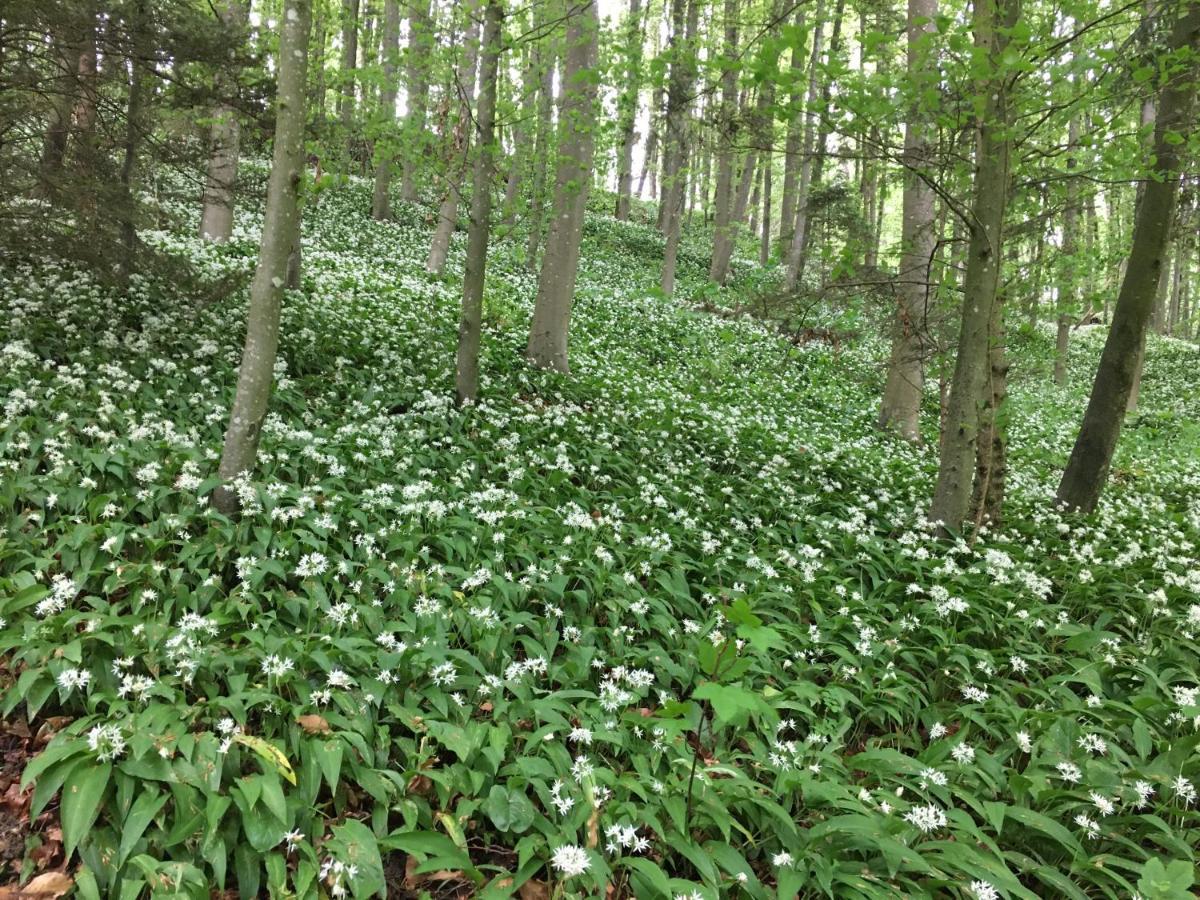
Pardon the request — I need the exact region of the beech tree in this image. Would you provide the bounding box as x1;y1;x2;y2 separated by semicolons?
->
214;0;311;514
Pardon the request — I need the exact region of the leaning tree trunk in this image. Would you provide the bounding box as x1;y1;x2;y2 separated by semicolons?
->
456;0;503;406
614;0;646;220
878;0;938;441
200;0;249;242
525;0;601;371
427;2;481;274
370;0;401;219
399;0;432;200
1054;115;1081;385
708;0;739;285
1056;2;1200;513
928;0;1019;530
659;0;699;298
214;0;311;515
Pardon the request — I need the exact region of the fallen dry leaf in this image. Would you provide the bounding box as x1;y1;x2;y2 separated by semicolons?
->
0;871;74;898
296;714;331;735
518;879;550;900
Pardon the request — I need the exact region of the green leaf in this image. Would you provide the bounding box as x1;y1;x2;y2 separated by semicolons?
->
693;682;770;728
62;761;111;858
1137;858;1195;900
485;785;535;833
118;785;168;867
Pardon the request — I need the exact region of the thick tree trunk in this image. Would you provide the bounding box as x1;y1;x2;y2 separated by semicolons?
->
399;0;432;201
456;0;503;405
371;0;401;219
708;0;739;285
928;0;1019;529
878;0;938;441
1054;116;1081;385
37;27;81;201
427;3;481;274
1057;3;1200;513
214;0;311;515
971;288;1008;527
200;0;249;242
614;0;645;220
339;0;360;168
525;0;601;371
659;0;699;297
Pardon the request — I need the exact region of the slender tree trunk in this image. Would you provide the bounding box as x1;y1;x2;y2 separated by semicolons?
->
776;6;808;258
760;154;772;265
615;0;646;220
1054;116;1081;385
214;0;311;515
400;0;432;201
37;27;80;201
878;0;938;441
339;0;361;169
971;288;1008;526
1057;3;1200;512
928;0;1019;529
708;0;740;284
427;3;481;274
782;0;828;289
501;41;535;224
660;0;699;297
526;16;558;268
639;79;664;200
200;0;249;242
371;0;401;219
525;0;601;371
456;0;503;405
787;0;845;289
117;0;150;281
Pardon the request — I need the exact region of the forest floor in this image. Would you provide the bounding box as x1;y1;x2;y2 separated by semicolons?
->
1;176;1200;898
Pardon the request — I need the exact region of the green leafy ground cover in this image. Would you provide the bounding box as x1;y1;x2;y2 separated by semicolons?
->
2;177;1200;899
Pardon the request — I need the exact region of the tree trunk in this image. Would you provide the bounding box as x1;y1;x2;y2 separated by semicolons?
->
971;288;1008;527
760;153;772;265
1054;116;1081;385
1056;3;1199;513
525;15;558;268
782;0;828;289
117;0;151;282
399;0;432;201
501;41;535;224
456;0;503;406
525;0;601;371
786;0;845;289
878;0;938;441
339;0;360;169
214;0;311;515
614;0;646;220
426;2;481;274
37;26;81;201
200;0;249;242
776;6;809;258
371;0;401;219
928;0;1019;529
659;0;699;297
708;0;739;285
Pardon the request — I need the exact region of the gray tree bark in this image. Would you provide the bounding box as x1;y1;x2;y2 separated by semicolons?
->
1053;115;1081;385
878;0;938;441
214;0;311;515
525;11;558;268
776;6;809;258
371;0;401;219
399;0;433;201
1057;2;1200;513
525;0;601;371
456;0;503;405
928;0;1019;529
660;0;700;297
782;0;827;289
708;0;739;284
614;0;646;220
427;2;481;274
339;0;360;168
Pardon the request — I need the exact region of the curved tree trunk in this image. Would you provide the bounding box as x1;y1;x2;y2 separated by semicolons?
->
525;0;601;371
456;0;503;405
214;0;311;515
1057;1;1200;513
878;0;937;441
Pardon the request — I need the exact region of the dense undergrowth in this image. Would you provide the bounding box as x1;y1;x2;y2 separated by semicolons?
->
2;174;1199;899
